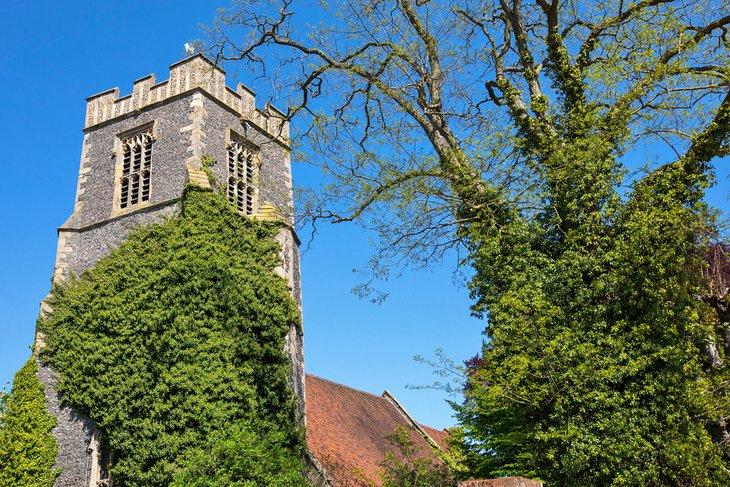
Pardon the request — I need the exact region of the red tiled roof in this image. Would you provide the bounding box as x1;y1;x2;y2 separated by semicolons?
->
305;374;446;486
419;423;450;450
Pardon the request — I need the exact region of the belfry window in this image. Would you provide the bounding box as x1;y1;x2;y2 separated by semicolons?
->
120;132;153;209
227;140;255;215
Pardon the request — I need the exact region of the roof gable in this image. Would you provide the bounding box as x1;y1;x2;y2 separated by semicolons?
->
305;374;448;486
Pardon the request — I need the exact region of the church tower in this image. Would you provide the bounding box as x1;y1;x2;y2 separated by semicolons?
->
37;55;305;486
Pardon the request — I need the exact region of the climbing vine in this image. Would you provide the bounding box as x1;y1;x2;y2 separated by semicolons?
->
38;187;308;486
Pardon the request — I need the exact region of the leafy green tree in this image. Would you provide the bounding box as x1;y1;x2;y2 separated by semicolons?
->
379;426;457;487
171;422;311;487
38;187;308;487
210;0;730;484
0;357;59;487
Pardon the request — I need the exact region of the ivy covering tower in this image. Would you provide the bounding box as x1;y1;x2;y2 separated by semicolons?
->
33;55;308;487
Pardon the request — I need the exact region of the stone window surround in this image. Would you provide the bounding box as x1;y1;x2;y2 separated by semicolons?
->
111;120;158;218
226;128;261;216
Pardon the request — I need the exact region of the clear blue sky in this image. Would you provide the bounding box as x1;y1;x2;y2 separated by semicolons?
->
0;1;727;431
0;0;484;430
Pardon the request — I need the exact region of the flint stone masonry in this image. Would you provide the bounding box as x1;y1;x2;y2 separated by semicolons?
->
58;203;180;277
39;55;305;487
56;56;296;287
37;360;107;487
85;55;289;141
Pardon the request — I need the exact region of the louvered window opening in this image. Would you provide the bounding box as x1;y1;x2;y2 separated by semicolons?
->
227;141;255;215
120;132;152;209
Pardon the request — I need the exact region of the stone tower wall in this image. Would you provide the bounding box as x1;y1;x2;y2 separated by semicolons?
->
39;55;305;487
55;94;192;279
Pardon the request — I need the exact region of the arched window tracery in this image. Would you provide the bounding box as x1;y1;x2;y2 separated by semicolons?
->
227;140;256;215
120;132;153;209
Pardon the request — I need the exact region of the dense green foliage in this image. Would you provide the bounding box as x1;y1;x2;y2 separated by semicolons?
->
458;125;730;485
379;426;456;487
170;422;311;486
0;357;59;487
212;0;730;484
38;187;308;486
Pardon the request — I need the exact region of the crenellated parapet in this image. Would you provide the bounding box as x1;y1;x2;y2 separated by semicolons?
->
84;54;289;140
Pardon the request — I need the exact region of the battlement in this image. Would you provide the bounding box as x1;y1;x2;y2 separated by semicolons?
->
84;54;289;140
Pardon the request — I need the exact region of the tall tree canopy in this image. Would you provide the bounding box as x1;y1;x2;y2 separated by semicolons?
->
210;0;730;484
